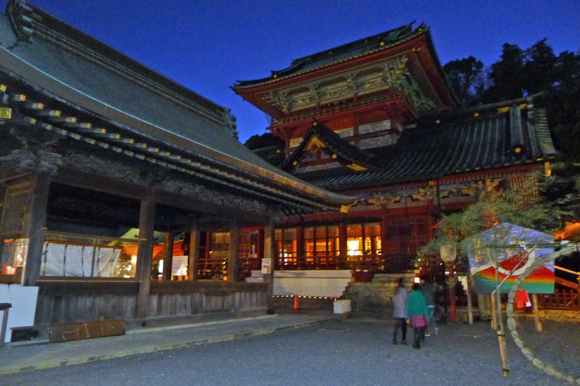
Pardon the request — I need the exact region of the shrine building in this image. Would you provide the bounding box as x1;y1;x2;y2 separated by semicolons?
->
0;1;560;337
232;22;557;291
0;0;353;338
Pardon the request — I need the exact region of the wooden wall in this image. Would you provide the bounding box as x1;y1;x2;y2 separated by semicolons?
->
34;280;268;327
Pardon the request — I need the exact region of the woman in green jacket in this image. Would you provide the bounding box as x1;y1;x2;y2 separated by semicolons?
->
406;283;430;349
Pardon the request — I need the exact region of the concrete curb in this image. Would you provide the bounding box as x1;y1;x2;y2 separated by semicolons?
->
0;317;330;375
126;314;278;334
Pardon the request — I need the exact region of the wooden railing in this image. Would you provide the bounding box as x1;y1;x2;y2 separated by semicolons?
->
537;290;580;310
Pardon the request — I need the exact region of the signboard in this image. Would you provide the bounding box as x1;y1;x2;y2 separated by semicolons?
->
468;223;555;294
171;256;188;276
261;258;271;274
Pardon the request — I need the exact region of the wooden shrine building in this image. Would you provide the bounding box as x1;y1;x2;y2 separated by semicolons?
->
0;0;353;335
232;23;557;286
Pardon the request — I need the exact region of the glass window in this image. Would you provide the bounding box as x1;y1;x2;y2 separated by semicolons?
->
304;225;339;259
39;231;140;278
347;224;363;258
239;229;259;259
347;222;381;258
275;228;297;266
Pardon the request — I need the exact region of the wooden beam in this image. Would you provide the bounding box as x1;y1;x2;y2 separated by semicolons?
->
21;173;51;286
263;224;276;314
296;225;304;269
136;195;155;319
188;226;200;281
54;169;273;224
162;232;173;281
339;223;347;270
228;223;240;282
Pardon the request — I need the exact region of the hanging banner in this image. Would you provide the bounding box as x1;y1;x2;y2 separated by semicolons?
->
468;223;555;294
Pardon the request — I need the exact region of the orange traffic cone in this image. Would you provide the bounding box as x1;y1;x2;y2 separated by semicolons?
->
294;295;299;309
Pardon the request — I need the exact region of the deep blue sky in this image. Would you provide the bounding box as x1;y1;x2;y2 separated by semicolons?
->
19;0;580;143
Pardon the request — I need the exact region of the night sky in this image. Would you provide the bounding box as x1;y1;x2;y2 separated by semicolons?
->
15;0;580;143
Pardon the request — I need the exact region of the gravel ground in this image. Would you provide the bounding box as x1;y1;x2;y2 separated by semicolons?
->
1;318;575;386
516;318;580;377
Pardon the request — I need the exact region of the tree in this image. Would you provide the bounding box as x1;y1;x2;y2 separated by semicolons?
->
243;132;284;150
444;40;580;163
443;56;485;107
522;39;558;95
542;50;580;163
482;43;526;103
418;176;558;272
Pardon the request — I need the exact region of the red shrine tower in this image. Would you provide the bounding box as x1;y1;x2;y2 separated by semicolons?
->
234;23;455;160
233;23;556;277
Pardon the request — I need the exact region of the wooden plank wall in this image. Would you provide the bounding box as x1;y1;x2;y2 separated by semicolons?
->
34;280;268;327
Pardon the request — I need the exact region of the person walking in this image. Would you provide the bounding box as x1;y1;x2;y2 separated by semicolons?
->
420;276;437;338
392;278;407;345
407;283;430;349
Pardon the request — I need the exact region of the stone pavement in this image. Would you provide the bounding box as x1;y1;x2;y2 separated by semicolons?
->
0;311;339;375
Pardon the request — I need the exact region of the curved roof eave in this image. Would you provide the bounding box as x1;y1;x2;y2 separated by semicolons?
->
0;46;354;207
232;23;427;90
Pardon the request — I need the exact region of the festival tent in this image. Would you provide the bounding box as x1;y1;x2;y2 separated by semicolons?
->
468;223;555;294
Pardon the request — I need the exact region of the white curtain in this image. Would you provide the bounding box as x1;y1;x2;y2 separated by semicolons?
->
41;243;121;277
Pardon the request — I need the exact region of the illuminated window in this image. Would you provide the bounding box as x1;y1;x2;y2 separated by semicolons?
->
238;229;261;279
239;229;259;259
275;228;297;267
347;222;381;259
197;231;229;280
304;225;339;267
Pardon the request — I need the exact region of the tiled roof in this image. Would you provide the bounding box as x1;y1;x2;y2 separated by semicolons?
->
297;98;557;191
0;0;354;209
232;22;424;89
278;121;381;171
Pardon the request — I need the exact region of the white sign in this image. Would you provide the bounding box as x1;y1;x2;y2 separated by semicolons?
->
0;284;39;343
172;256;189;276
261;258;272;274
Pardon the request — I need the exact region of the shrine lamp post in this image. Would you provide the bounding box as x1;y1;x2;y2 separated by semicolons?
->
440;244;457;322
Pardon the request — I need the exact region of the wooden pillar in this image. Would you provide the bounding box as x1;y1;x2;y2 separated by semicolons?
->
188;226;200;281
466;279;474;325
339;223;347;270
258;228;265;260
162;231;173;280
136;196;155;319
532;293;543;332
296;225;304;269
264;224;276;314
490;293;498;330
228;223;240;282
21;173;51;286
448;261;457;322
380;216;388;271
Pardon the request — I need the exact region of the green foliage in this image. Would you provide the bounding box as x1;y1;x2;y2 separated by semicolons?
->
443;41;580;162
538;170;580;223
243;132;284;150
443;56;485;107
482;43;526;102
417;180;557;270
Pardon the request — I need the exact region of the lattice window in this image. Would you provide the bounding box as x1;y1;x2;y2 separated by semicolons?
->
346;222;381;258
506;175;539;206
385;220;427;254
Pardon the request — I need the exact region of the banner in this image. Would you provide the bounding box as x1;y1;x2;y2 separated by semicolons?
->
468;223;555;294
